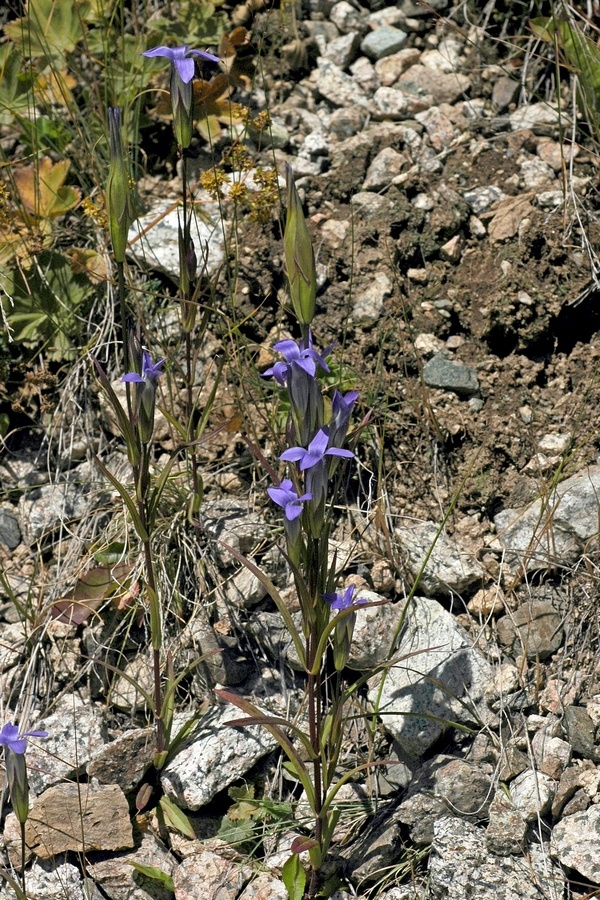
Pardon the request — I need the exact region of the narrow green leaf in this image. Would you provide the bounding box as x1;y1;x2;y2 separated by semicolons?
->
127;861;174;892
94;456;149;541
159;794;196;839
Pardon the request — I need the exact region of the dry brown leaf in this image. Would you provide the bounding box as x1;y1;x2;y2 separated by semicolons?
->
485;193;535;243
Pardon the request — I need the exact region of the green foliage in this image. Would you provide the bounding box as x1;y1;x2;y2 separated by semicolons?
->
0;44;35;126
218;785;293;853
282;853;306;900
4;0;89;62
531;13;600;140
0;250;96;359
128;861;175;893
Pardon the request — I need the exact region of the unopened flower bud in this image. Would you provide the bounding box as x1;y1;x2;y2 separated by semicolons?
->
106;107;132;263
284;165;316;327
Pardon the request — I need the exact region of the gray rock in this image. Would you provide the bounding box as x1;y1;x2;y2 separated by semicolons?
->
349;56;380;94
519;155;555;190
330;0;364;34
423;353;479;397
398;756;493;844
485;792;527;856
18;465;95;543
463;185;507;215
375;48;422;86
329;105;369;138
395;519;485;595
0;508;20;549
398;65;471;106
316;57;369;107
239;873;288;899
427;816;565;900
421;40;463;74
202;498;270;567
363;147;407;190
10;862;98;900
87;727;155;795
127;197;224;280
368;596;492;757
343;801;406;884
509;769;556;823
531;731;571;780
161;704;278;810
324;31;361;68
361;25;408;61
564;706;597;760
509;102;561;131
496;600;563;661
373;84;433;119
87;832;176;900
551;805;600;884
493;464;600;573
27;696;106;794
492;76;519;111
173;849;252;900
350;271;393;325
347;590;402;669
552;763;599;818
415;106;457;150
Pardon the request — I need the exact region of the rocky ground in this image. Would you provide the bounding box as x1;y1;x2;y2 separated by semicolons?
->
1;0;600;898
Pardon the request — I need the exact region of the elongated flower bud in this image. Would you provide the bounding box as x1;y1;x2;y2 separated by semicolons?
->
284;165;316;327
106;107;132;263
5;748;31;824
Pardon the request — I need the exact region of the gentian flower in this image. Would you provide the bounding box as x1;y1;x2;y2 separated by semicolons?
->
324;585;366;611
262;332;331;385
279;427;354;471
143;44;220;148
1;722;48;823
122;350;166;443
267;479;312;521
142;45;220;82
329;389;358;441
122;349;165;386
0;722;48;756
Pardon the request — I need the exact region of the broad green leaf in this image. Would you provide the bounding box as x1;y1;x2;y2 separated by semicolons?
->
282;853;306;900
5;0;86;60
0;44;35;126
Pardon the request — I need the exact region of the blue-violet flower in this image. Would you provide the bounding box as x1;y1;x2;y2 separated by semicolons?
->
279;427;354;471
324;585;366;611
0;722;48;756
262;332;331;385
142;45;220;82
267;479;312;521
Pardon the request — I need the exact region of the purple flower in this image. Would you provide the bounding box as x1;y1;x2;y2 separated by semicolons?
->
329;389;359;448
122;349;165;386
0;723;48;756
279;427;354;471
262;332;331;385
267;479;312;521
142;45;220;83
324;585;366;611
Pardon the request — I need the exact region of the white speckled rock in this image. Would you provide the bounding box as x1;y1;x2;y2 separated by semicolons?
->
551;805;600;884
509;769;556;823
368;596;492;757
427;816;565;900
162;705;278;810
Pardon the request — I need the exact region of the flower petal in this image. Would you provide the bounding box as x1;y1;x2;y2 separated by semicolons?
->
325;447;354;459
173;56;195;83
142;46;175;59
121;373;144;383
